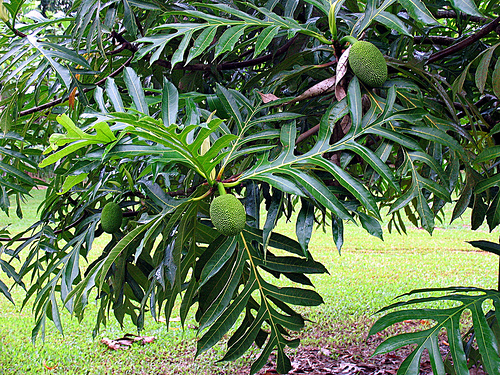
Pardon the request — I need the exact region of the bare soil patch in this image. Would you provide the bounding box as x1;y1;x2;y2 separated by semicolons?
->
247;340;485;375
232;320;487;375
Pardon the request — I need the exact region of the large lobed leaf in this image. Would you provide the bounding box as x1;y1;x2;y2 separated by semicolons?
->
371;287;500;375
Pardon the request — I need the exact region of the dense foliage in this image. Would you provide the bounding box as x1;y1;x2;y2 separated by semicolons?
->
0;0;499;373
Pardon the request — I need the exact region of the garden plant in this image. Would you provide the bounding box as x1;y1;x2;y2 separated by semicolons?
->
0;0;500;373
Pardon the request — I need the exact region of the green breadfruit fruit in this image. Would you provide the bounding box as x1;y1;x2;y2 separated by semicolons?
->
210;194;246;236
348;41;387;87
101;202;123;234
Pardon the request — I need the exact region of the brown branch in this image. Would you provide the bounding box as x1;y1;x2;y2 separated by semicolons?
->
296;124;320;144
18;34;296;116
94;55;134;86
427;95;499;126
11;27;27;38
110;31;138;53
18;55;134;117
434;10;491;24
166;182;207;197
414;36;456;46
154;36;298;72
3;21;27;38
427;15;500;64
107;45;129;56
221;173;243;184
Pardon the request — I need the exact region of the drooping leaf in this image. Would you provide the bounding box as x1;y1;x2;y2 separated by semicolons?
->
26;35;71;88
448;0;483;17
371;287;500;375
397;0;438;25
123;67;149;115
106;77;124;112
254;25;280;57
475;45;496;93
374;11;411;37
213;25;247;59
185;25;219;65
493;58;500;99
161;77;179;126
296;198;314;255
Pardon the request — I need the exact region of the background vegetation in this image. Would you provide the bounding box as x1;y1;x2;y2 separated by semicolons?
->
1;0;500;373
0;193;497;374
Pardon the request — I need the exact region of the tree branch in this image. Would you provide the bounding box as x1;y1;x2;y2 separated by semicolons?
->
11;27;26;38
19;34;298;117
108;32;297;72
434;10;491;24
110;31;138;53
18;55;134;117
427;15;500;64
154;36;298;71
296;124;320;144
414;36;456;46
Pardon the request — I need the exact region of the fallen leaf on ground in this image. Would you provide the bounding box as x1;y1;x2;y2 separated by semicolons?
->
320;347;331;356
101;333;156;350
101;337;125;350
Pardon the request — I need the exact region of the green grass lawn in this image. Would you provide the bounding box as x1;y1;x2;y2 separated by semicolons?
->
0;192;498;374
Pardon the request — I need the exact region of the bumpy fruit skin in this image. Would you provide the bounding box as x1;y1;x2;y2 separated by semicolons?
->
348;41;387;87
210;194;246;236
101;202;123;234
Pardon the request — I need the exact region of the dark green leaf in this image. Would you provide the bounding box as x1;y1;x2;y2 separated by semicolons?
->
186;26;219;65
486;192;500;231
476;146;500;164
199;236;237;286
296;198;314;255
449;0;483;17
161;77;179;126
255;25;280;57
468;240;500;256
493;59;500;99
475;45;496;93
213;25;247;59
124;67;149;115
262;281;323;306
358;212;383;240
397;0;437;24
197;276;257;355
331;214;344;254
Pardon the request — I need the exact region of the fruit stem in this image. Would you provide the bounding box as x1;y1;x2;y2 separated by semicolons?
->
222;180;241;188
191;189;212;201
339;35;358;46
217;182;226;196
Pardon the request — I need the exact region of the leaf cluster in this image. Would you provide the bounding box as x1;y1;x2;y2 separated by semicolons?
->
1;0;500;372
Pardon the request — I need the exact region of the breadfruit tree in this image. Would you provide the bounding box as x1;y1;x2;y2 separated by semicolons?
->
0;0;499;373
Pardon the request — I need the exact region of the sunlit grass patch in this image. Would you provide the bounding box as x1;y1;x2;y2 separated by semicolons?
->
0;193;497;373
